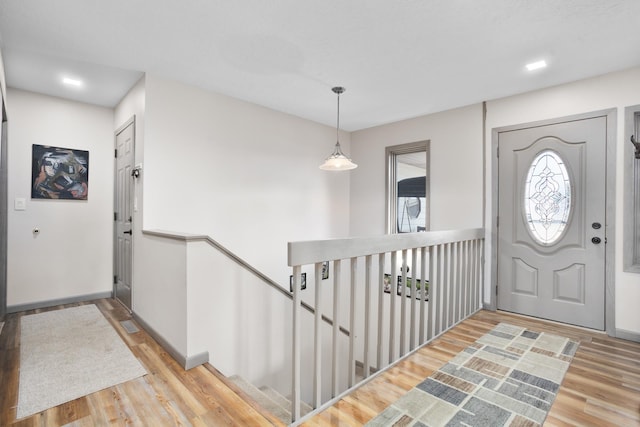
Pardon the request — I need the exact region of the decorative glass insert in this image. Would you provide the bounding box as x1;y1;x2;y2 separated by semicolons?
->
524;150;572;245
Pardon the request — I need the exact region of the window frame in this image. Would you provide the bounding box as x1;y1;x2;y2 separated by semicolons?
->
624;105;640;273
385;140;430;234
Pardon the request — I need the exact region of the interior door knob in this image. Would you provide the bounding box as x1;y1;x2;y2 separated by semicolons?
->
123;230;132;235
591;237;601;244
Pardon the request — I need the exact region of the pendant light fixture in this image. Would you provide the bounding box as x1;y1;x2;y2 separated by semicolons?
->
319;86;357;171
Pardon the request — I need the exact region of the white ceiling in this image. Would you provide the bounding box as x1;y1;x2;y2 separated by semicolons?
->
1;1;639;131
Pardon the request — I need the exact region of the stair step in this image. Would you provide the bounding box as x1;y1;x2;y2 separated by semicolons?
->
259;386;313;416
229;375;291;424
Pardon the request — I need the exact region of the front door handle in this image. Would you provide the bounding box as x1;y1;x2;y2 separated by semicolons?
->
123;230;132;235
591;237;601;244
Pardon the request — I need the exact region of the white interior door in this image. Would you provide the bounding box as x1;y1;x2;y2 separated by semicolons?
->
497;116;607;330
114;118;135;310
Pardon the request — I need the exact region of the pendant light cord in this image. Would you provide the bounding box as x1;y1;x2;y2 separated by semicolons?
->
332;86;345;144
336;90;340;143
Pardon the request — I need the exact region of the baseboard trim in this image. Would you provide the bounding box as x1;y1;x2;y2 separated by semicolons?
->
132;311;209;370
7;291;113;313
615;328;640;343
185;351;210;370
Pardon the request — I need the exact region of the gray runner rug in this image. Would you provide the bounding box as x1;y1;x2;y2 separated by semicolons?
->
367;323;578;427
17;304;146;419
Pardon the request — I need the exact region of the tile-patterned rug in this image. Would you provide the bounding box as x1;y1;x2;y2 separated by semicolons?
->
367;323;579;427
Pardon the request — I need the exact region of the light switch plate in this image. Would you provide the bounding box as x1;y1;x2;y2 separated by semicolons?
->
14;197;26;211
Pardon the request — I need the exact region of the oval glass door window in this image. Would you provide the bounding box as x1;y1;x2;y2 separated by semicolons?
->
524;150;572;245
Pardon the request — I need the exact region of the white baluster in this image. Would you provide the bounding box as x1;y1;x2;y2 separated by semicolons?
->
313;261;322;409
364;255;372;379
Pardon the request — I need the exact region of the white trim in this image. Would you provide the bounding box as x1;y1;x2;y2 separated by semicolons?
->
615;328;640;343
133;310;209;370
7;291;113;313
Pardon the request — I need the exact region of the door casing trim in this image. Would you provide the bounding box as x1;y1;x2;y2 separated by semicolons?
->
489;109;616;336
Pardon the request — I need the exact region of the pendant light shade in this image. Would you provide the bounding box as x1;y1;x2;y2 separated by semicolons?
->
320;86;357;171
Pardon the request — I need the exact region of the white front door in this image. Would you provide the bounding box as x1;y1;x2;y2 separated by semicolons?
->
497;115;607;330
114;118;135;310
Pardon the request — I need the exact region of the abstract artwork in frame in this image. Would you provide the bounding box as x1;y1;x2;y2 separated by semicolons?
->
31;144;89;200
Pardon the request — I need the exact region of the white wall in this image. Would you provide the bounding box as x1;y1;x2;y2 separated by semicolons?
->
350;103;484;237
187;240;293;393
485;66;640;335
142;74;351;286
138;233;188;355
0;48;6;101
6;89;114;307
349;68;640;337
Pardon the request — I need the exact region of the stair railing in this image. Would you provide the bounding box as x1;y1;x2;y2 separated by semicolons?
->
288;228;484;424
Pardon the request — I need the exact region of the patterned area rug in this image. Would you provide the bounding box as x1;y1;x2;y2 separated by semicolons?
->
367;323;579;427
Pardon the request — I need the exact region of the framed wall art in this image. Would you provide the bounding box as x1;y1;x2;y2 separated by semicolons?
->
321;261;329;280
31;144;89;200
290;272;307;292
384;273;429;301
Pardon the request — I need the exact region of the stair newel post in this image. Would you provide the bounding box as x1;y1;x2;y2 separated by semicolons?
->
292;264;302;423
331;259;341;398
348;257;357;387
363;254;372;379
313;261;323;409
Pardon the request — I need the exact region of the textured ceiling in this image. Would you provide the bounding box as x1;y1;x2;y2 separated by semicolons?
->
1;0;639;131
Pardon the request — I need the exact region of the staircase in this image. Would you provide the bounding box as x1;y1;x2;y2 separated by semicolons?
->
228;375;313;425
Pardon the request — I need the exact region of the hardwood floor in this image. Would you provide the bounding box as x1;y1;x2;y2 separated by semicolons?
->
1;299;639;426
303;310;640;427
0;299;285;426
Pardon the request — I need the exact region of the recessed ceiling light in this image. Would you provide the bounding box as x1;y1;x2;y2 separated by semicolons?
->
62;77;83;87
526;60;547;71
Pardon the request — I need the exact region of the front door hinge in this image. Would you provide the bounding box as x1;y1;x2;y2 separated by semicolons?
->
496;216;499;227
113;275;117;284
496;146;499;158
114;212;117;221
114;148;118;158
